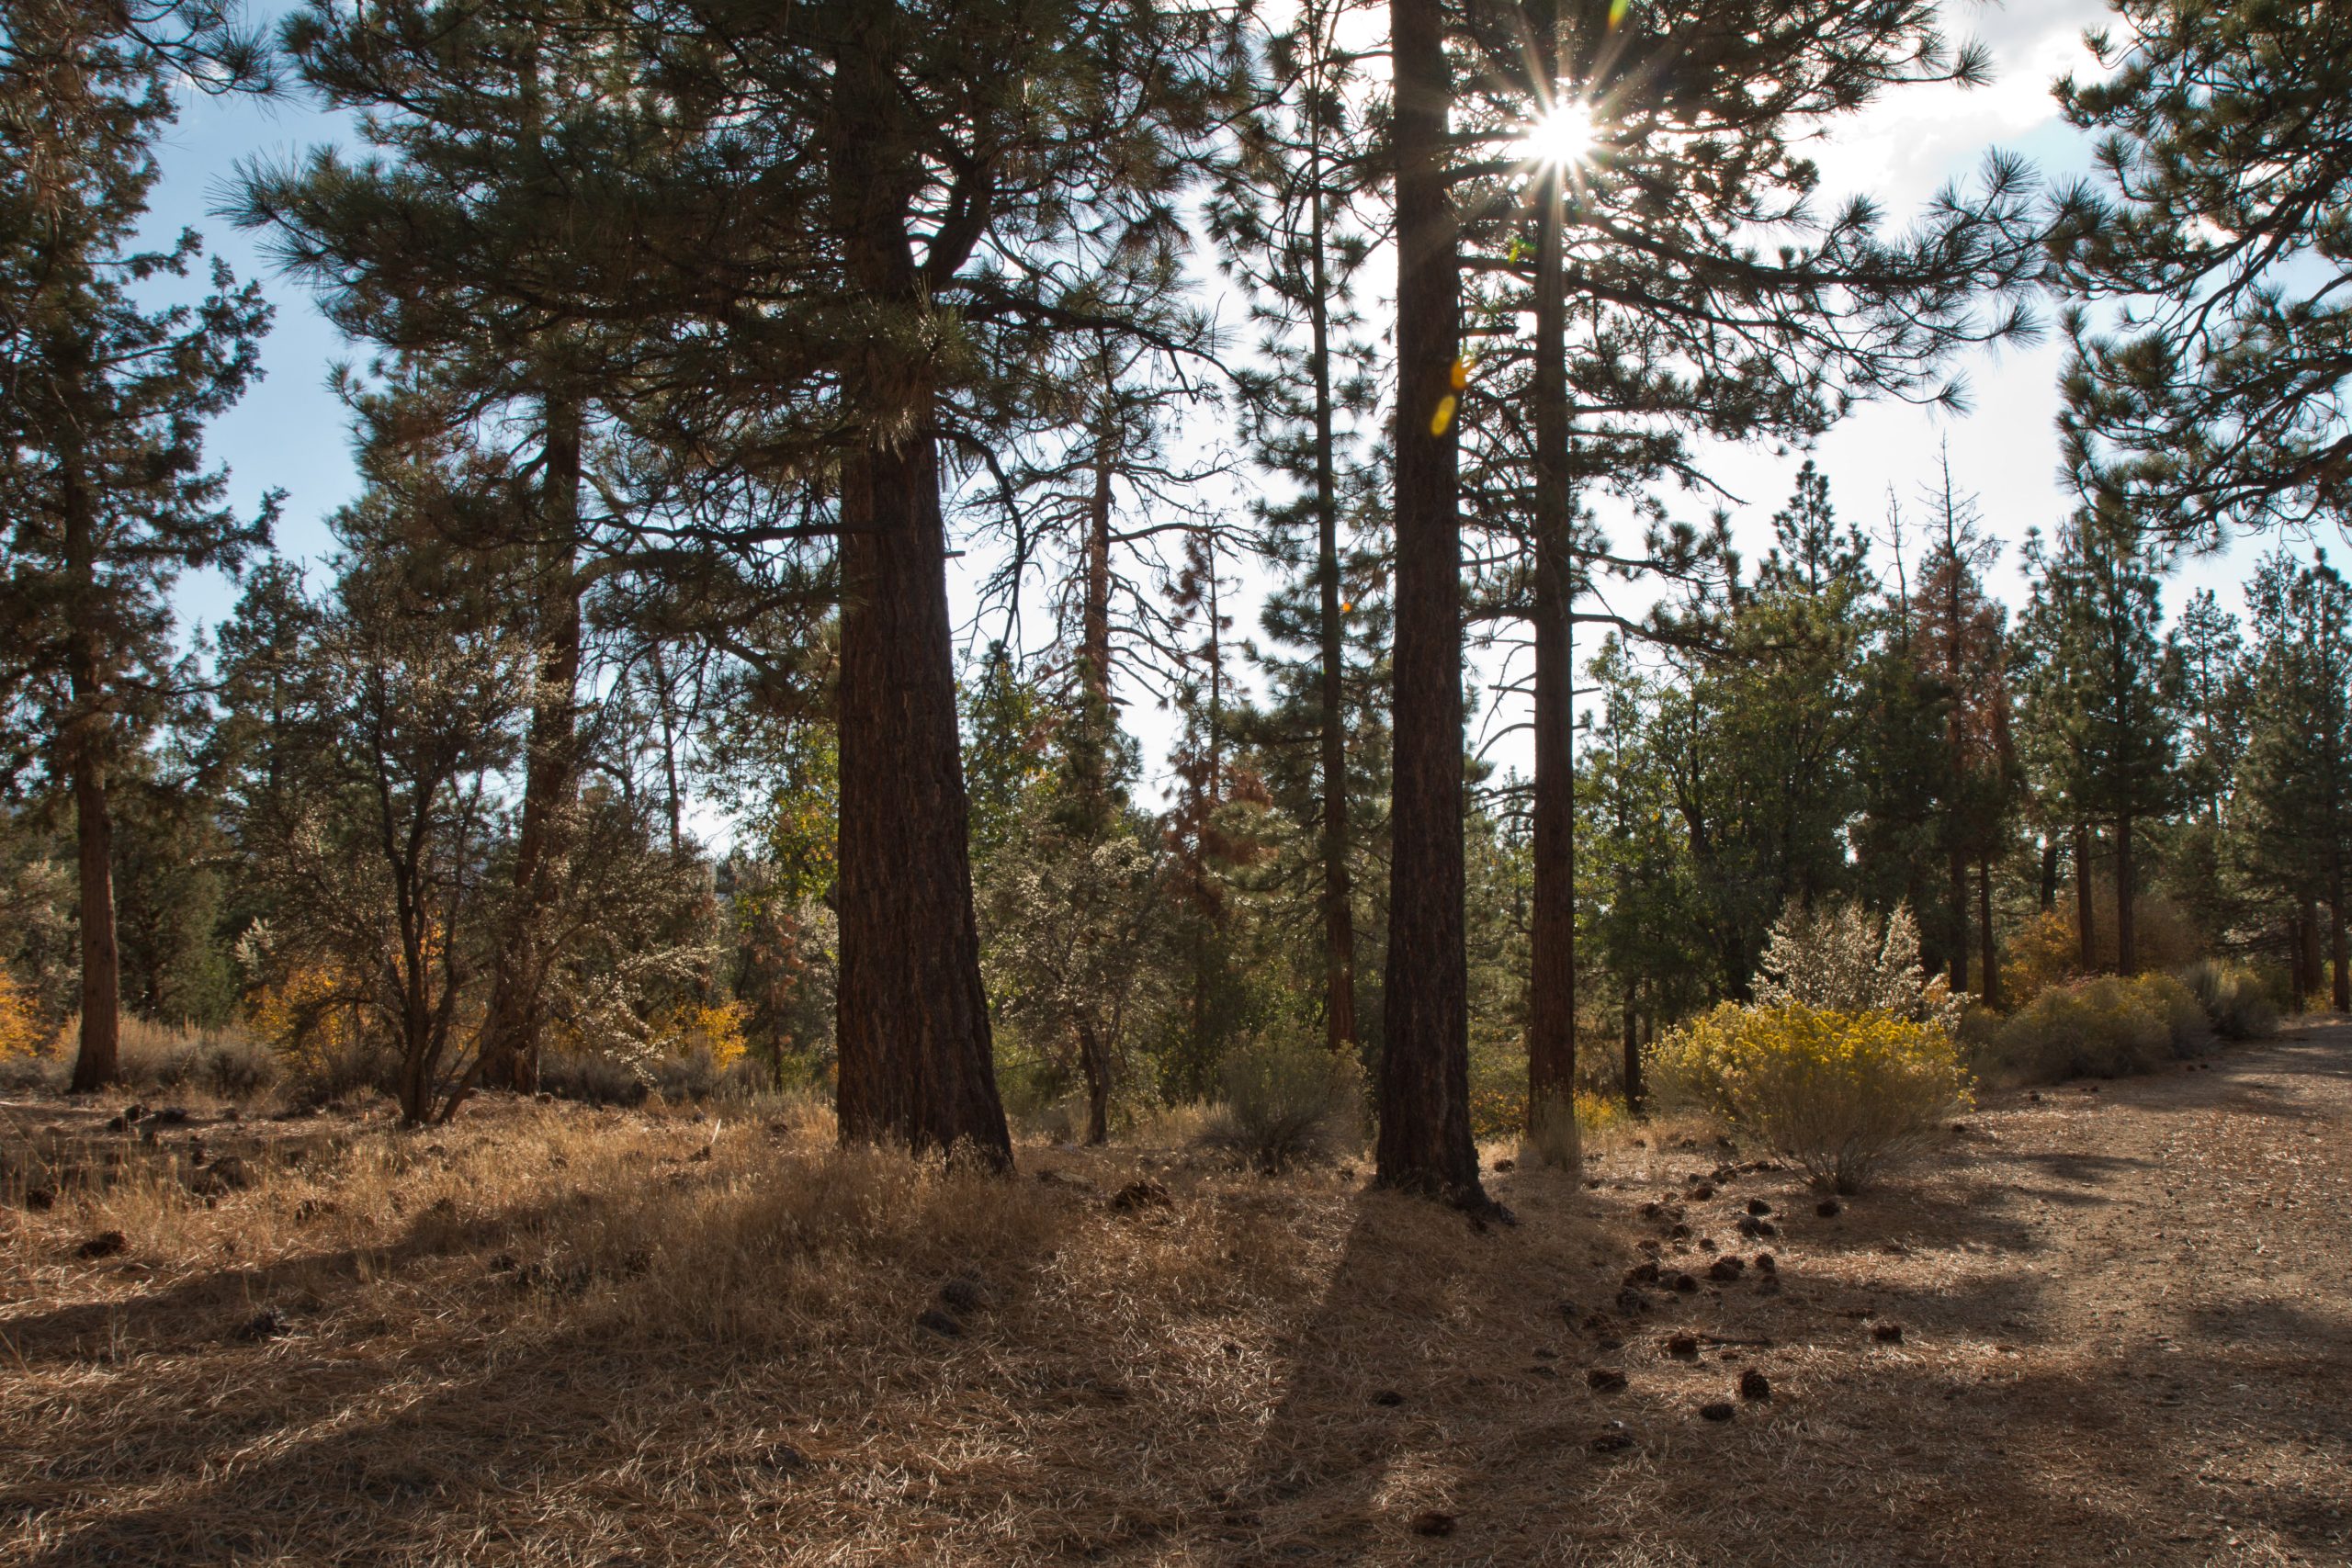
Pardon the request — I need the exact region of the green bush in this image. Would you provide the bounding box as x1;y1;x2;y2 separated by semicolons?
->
2179;960;2278;1041
1649;1002;1971;1193
1199;1037;1363;1174
1983;973;2207;1084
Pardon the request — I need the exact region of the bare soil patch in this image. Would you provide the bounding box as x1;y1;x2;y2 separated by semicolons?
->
3;1022;2348;1565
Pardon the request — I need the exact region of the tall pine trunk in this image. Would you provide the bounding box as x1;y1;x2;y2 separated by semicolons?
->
2115;814;2137;976
1621;982;1643;1114
1376;0;1485;1208
1078;1019;1111;1146
62;440;119;1094
2039;837;2058;912
1309;177;1358;1051
1947;852;1971;993
1525;118;1577;1168
2333;855;2350;1012
2074;822;2098;972
829;21;1011;1167
1977;859;2000;1009
481;392;584;1092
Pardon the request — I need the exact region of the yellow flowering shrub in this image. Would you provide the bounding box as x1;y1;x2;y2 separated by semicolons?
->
0;971;47;1059
1649;1002;1972;1193
647;999;749;1069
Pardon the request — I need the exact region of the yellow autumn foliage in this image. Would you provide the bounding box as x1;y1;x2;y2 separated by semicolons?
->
0;971;46;1059
1649;1002;1972;1192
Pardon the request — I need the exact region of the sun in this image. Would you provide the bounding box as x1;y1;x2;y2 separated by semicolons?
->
1522;99;1599;168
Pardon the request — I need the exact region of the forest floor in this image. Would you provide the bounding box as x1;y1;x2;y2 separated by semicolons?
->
1;1021;2349;1566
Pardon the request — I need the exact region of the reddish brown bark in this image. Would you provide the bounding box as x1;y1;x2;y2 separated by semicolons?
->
1375;0;1486;1209
480;392;584;1093
62;439;119;1094
827;14;1011;1167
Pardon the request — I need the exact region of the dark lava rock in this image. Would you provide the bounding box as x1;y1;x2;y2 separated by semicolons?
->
1526;1364;1559;1378
1109;1179;1171;1212
1587;1367;1629;1393
1669;1272;1699;1294
1690;1183;1717;1201
104;1114;128;1133
1623;1261;1661;1286
1815;1199;1843;1218
1639;1201;1664;1219
1491;1157;1516;1173
1753;1253;1777;1274
233;1308;286;1343
1371;1389;1405;1407
1589;1428;1635;1455
149;1107;190;1125
22;1188;55;1212
121;1103;147;1123
915;1309;966;1339
1697;1237;1719;1254
1614;1288;1651;1315
1873;1323;1905;1345
1699;1401;1736;1422
938;1276;989;1314
1410;1511;1457;1539
1668;1223;1692;1240
756;1443;809;1473
1707;1257;1746;1282
75;1230;128;1259
1746;1199;1773;1216
1666;1333;1701;1360
1739;1369;1772;1402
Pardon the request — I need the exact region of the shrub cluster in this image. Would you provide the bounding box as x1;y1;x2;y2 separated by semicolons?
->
1199;1037;1363;1174
1980;972;2206;1084
1649;1002;1972;1193
2179;960;2278;1041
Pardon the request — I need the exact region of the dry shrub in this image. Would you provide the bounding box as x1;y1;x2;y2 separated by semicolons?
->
1984;972;2205;1084
1199;1036;1363;1173
2000;908;2081;1006
0;970;44;1060
2180;959;2278;1041
1649;1002;1972;1192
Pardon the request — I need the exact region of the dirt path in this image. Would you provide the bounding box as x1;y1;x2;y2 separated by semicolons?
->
1445;1017;2352;1567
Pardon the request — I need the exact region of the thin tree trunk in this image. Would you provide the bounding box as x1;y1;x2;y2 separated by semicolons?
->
1077;1019;1110;1146
2039;837;2058;912
481;391;584;1092
2074;822;2098;972
1622;982;1643;1114
1948;851;1971;994
1308;134;1358;1055
827;20;1010;1166
1377;0;1485;1208
2300;900;2323;1010
62;441;119;1094
1978;858;2000;1010
1525;83;1577;1169
2115;814;2137;976
2333;856;2350;1012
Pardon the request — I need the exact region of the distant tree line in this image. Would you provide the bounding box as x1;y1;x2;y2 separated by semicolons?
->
0;0;2342;1204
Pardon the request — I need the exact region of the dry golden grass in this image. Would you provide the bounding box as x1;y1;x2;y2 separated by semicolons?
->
3;1023;2350;1564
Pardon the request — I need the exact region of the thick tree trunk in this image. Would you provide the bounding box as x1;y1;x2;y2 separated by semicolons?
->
1978;858;2000;1010
834;430;1012;1166
481;392;584;1092
62;446;119;1094
1524;129;1577;1169
2074;823;2098;972
2115;814;2137;976
1377;0;1486;1208
1309;162;1358;1055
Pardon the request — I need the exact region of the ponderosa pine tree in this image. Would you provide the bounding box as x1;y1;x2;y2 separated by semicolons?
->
0;4;274;1091
2237;551;2352;1010
2014;509;2179;975
2052;0;2352;542
1207;0;1382;1056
